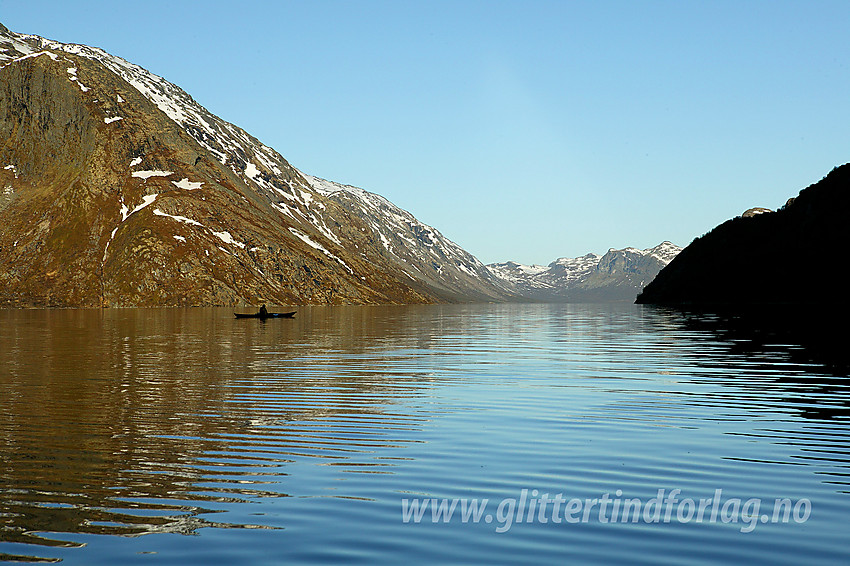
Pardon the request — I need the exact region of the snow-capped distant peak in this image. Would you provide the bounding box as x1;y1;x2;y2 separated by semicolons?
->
643;241;681;263
487;242;682;301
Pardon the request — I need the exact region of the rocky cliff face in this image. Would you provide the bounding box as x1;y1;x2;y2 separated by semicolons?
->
636;165;850;305
488;242;681;302
0;24;510;307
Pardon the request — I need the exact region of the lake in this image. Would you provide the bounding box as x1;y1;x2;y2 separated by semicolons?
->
1;304;848;564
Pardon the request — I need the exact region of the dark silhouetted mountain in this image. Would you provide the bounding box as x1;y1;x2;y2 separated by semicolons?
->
637;164;850;305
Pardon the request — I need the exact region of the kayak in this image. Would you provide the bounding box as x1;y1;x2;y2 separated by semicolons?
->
234;311;296;319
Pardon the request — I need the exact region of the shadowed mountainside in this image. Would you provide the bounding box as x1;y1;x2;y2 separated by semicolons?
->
637;164;850;305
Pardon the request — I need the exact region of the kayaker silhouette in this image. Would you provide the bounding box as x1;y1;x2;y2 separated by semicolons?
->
259;304;268;317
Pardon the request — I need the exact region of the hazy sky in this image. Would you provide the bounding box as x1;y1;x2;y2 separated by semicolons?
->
3;1;849;264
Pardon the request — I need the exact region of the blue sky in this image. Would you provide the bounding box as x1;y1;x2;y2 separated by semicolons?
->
3;0;849;264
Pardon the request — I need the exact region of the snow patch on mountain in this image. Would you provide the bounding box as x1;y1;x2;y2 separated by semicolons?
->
132;170;173;180
122;194;158;220
152;209;204;227
212;230;246;249
644;240;682;264
65;64;90;91
244;162;260;179
172;178;203;190
289;227;353;274
104;194;159;261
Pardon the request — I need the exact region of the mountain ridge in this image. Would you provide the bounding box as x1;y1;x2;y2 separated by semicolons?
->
0;23;513;307
488;242;681;302
636;164;850;305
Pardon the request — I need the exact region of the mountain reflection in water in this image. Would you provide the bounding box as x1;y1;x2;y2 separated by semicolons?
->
1;305;848;565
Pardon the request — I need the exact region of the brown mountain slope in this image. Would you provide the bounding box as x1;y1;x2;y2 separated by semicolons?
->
1;26;510;307
0;49;436;306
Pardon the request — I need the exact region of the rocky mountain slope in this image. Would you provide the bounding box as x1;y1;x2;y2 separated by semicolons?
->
488;242;681;302
636;164;850;305
0;23;511;307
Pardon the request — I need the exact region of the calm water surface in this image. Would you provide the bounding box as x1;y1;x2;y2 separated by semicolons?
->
0;304;848;564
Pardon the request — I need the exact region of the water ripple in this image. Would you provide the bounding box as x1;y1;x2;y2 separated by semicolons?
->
0;305;848;564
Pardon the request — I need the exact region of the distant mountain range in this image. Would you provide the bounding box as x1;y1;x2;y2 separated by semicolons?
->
488;242;681;302
0;23;511;307
637;164;850;305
